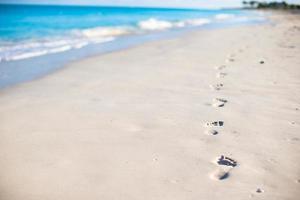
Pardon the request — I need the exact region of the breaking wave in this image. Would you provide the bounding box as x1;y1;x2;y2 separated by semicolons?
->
0;37;115;62
138;18;174;30
0;13;262;62
138;18;211;31
0;27;131;62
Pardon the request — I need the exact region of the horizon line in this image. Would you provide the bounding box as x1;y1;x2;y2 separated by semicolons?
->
0;2;243;10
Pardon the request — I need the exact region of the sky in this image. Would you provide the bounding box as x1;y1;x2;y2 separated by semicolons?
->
1;0;300;9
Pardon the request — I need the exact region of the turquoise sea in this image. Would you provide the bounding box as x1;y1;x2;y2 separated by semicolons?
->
0;4;265;88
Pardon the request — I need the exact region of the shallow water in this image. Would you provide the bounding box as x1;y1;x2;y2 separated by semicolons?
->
0;4;265;88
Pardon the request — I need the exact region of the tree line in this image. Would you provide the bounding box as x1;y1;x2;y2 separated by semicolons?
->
242;1;300;9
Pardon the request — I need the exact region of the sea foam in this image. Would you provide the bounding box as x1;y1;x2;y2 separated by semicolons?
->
78;27;132;38
138;18;174;30
215;14;235;20
138;17;211;31
0;35;115;62
0;18;213;62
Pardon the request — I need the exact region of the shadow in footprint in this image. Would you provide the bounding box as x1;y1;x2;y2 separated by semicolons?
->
217;72;227;78
226;58;235;63
217;155;237;167
215;65;226;70
211;169;230;180
205;121;224;127
212;98;228;107
205;129;218;136
215;98;227;103
210;155;237;181
210;84;224;91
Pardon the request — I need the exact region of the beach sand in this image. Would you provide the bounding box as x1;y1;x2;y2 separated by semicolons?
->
0;11;300;200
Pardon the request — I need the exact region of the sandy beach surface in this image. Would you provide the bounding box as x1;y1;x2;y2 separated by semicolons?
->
0;11;300;200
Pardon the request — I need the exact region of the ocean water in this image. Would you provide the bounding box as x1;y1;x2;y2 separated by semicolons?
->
0;4;265;88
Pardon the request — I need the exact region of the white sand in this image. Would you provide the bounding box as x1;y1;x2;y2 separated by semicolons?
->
0;11;300;200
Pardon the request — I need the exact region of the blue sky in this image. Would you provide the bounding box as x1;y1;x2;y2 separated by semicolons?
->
1;0;300;8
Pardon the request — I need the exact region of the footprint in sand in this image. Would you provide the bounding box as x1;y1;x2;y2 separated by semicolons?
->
216;72;227;78
205;129;218;136
226;53;236;62
217;155;237;167
204;121;224;127
215;65;226;70
212;98;228;107
256;188;264;193
209;83;224;91
226;57;235;63
210;155;237;180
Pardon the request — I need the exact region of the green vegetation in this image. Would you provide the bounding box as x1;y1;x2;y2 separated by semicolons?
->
242;1;300;9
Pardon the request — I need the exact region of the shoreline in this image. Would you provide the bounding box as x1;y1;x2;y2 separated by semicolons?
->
0;21;266;91
0;9;265;90
0;11;300;200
